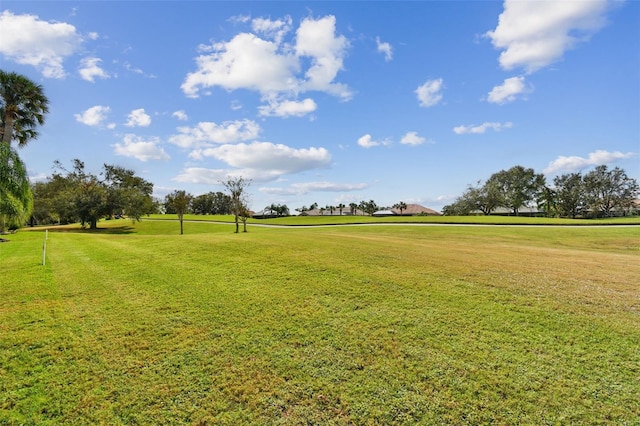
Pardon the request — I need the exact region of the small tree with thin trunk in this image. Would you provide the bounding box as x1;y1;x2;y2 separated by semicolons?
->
222;176;250;234
165;190;192;235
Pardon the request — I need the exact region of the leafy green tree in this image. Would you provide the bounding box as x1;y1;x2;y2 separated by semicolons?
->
349;202;358;215
554;173;586;218
337;203;346;215
488;165;545;215
222;176;250;233
191;191;231;215
363;200;378;215
536;185;557;218
0;144;32;231
31;173;77;225
583;165;639;217
165;190;192;235
103;164;155;220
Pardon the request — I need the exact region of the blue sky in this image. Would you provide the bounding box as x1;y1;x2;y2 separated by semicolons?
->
1;1;638;212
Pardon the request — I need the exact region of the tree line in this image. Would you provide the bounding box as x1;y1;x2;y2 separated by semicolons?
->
442;165;639;218
164;177;250;234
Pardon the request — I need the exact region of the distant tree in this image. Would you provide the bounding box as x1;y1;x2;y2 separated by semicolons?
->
393;201;408;215
327;205;336;215
64;160;109;229
360;201;370;215
165;190;192;235
583;165;639;217
536;185;557;218
363;200;378;215
309;202;318;210
191;191;231;215
222;176;250;233
239;205;251;232
337;203;345;215
349;202;358;215
554;173;586;218
103;164;155;221
191;192;214;215
488;165;545;215
31;172;76;225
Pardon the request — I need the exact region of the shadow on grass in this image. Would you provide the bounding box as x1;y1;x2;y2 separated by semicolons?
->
40;225;137;235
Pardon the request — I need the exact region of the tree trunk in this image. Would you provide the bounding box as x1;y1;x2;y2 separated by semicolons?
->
2;114;14;145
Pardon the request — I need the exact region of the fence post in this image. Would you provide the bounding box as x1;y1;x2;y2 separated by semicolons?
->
42;238;46;266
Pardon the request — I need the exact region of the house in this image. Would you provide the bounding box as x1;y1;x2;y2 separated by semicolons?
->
391;203;441;216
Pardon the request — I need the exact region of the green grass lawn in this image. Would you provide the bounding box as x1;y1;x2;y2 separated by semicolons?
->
147;213;640;226
1;220;639;424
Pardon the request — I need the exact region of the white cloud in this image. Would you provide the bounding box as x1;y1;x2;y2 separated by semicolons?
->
258;98;317;117
228;14;251;25
74;105;111;126
453;121;513;135
195;141;331;174
400;131;427;145
182;32;298;98
175;167;285;184
78;57;110;82
376;37;393;61
174;141;331;185
113;134;170;162
357;134;379;148
182;15;351;102
169;119;261;148
123;62;156;78
486;0;613;73
415;78;444;107
260;181;368;196
487;76;532;104
252;16;292;44
543;150;636;175
125;108;152;127
172;110;188;121
296;15;351;99
0;11;83;78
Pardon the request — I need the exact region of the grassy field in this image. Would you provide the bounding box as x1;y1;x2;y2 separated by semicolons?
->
149;213;640;226
1;219;639;424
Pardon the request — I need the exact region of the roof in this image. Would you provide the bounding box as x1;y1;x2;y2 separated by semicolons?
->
392;203;441;216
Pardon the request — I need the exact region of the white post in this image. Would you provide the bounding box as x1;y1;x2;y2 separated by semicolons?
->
42;239;46;266
46;229;48;240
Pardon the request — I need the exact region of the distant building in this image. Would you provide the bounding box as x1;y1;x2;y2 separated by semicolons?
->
391;203;441;216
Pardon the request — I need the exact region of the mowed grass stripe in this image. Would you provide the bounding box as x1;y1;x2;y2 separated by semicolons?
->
1;222;639;424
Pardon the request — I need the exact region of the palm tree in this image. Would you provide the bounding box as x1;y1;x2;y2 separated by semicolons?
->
393;201;408;215
337;203;345;215
1;70;50;148
0;143;32;232
0;71;49;231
